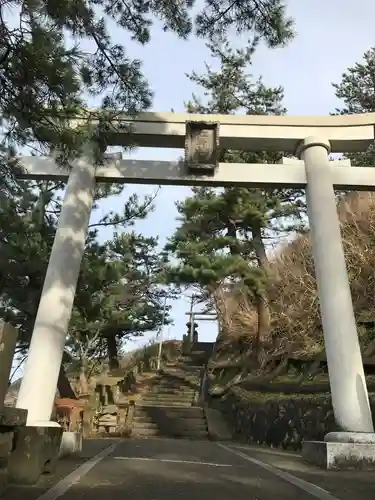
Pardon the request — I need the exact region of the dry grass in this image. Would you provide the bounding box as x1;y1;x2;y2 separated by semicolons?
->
216;192;375;359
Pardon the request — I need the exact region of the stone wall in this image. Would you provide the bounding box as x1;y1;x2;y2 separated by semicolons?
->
212;387;375;451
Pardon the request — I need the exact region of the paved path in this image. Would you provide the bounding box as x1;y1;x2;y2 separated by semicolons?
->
6;439;375;500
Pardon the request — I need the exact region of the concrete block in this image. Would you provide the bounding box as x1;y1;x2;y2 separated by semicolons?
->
0;431;13;459
324;431;375;444
0;468;8;497
58;431;83;458
0;322;18;405
7;425;63;484
0;431;13;496
0;407;27;427
302;440;375;470
204;406;232;441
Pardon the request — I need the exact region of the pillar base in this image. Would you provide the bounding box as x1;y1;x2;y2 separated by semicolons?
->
26;420;61;427
302;439;375;470
324;431;375;444
58;431;83;458
7;425;63;484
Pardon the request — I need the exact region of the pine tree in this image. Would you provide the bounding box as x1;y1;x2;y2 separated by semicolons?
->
0;180;169;364
66;230;171;388
328;46;375;335
195;1;295;47
0;180;61;346
0;0;294;158
333;47;375;167
165;42;305;360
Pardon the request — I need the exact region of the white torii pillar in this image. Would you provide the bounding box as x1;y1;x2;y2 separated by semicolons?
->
298;137;374;435
16;153;96;426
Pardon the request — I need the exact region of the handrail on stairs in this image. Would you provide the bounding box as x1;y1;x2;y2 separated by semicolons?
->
198;365;210;404
197;338;218;404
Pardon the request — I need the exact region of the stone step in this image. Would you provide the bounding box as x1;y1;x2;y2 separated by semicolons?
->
140;395;194;401
131;428;208;439
147;384;199;392
132;421;207;431
158;371;199;376
140;400;194;407
156;372;198;376
150;380;197;384
153;378;199;385
146;386;196;392
147;388;197;394
132;415;206;427
138;402;192;408
161;372;200;380
148;387;197;394
140;393;195;400
145;390;196;397
161;377;199;383
134;409;205;421
141;394;194;401
169;367;201;373
135;405;204;414
145;384;196;390
142;392;194;401
133;411;206;421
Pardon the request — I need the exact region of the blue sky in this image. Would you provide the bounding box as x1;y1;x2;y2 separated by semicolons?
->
89;0;375;352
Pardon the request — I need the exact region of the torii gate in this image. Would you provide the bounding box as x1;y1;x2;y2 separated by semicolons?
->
15;112;375;448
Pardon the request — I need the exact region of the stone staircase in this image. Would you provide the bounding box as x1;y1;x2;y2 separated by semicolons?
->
131;361;209;439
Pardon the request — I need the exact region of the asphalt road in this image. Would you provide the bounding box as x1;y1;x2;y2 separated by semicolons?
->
30;438;350;500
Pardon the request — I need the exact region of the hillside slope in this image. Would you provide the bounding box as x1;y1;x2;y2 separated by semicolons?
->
215;191;375;363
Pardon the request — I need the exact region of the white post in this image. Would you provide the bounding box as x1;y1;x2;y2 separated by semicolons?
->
299;136;374;434
16;154;96;426
156;296;167;371
156;328;164;372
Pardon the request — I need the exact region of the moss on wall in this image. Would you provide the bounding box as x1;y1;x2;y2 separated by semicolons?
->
214;387;375;451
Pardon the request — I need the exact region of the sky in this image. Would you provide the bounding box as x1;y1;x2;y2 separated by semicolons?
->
87;0;375;352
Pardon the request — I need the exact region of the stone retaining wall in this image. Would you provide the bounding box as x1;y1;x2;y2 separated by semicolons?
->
212;388;375;451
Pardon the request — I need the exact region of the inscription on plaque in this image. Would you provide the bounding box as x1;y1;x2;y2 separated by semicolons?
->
185;121;219;173
192;128;214;162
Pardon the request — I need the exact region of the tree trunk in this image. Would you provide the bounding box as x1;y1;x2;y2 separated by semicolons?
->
226;220;239;255
255;294;270;350
212;287;225;343
79;362;89;394
252;222;271;355
106;335;119;370
57;365;77;399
